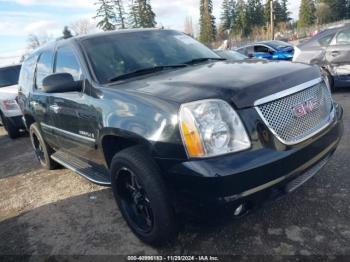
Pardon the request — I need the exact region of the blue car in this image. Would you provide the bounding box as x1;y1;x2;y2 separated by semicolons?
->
236;40;294;61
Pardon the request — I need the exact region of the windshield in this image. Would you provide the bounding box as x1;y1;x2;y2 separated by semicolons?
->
0;65;21;88
215;50;247;60
82;30;221;84
268;41;292;51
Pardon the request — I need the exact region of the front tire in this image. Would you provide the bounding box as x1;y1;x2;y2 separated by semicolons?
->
29;123;57;170
0;112;20;139
110;146;178;246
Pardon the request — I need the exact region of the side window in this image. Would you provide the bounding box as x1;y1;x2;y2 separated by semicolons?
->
19;55;38;95
36;50;54;90
55;46;82;81
318;33;335;47
336;29;350;45
254;45;270;53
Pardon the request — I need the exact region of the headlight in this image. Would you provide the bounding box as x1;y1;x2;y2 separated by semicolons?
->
2;99;19;111
179;99;251;158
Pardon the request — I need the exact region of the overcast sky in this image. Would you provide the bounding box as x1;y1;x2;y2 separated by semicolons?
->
0;0;301;66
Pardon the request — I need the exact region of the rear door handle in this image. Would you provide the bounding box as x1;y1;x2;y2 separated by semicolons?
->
49;104;61;113
331;51;340;56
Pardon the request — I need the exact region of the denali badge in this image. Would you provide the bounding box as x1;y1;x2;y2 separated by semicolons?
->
292;97;319;118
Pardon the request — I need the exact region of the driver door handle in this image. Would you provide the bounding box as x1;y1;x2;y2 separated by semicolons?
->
30;101;39;107
49;104;61;113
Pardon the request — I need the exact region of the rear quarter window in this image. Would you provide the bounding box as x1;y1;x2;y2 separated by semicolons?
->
18;55;38;95
35;50;54;91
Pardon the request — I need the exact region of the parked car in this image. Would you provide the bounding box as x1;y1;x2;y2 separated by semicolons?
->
18;29;343;245
214;49;248;61
293;24;350;90
236;40;294;60
0;64;24;138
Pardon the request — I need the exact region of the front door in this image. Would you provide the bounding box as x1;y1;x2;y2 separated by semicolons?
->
48;44;96;157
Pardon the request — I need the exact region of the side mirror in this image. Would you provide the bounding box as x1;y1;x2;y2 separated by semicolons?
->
42;73;82;93
248;53;254;59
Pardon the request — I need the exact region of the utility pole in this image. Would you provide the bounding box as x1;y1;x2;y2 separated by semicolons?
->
270;0;274;40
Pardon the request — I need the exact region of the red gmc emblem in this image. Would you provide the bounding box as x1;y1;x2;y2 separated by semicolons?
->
292;97;319;118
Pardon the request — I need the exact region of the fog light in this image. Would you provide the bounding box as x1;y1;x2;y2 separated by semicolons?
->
234;204;244;216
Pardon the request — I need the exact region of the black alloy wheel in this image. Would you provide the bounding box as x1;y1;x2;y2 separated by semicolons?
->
116;167;154;233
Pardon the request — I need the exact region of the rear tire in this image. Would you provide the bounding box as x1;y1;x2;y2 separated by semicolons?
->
110;146;178;246
0;112;20;139
29;123;57;170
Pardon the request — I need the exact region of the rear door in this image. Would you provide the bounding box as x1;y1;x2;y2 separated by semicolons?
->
31;49;57;146
326;28;350;80
48;43;97;157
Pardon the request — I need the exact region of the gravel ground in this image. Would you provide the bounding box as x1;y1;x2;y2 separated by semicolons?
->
0;91;349;256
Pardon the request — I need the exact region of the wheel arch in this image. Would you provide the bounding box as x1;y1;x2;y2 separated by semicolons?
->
23;113;36;130
99;128;153;168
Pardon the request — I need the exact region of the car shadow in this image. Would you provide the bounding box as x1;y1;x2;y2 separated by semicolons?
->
0;188;159;255
1;163;350;256
0;131;40;180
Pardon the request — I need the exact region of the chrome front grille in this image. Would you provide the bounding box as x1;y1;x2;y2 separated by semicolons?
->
256;80;334;145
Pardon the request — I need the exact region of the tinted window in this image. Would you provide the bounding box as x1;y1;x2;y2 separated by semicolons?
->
254;45;271;53
0;65;21;88
36;50;54;90
18;55;38;95
336;28;350;45
82;30;220;84
55;46;82;81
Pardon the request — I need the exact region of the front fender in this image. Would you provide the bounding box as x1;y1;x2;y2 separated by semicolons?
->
96;88;187;159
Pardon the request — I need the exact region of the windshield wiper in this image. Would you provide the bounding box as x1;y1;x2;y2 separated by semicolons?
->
183;57;226;65
109;64;187;82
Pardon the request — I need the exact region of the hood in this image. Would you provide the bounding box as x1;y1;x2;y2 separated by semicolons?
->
111;60;321;109
0;84;19;100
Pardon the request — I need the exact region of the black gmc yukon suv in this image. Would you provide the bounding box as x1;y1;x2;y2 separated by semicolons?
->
18;29;343;245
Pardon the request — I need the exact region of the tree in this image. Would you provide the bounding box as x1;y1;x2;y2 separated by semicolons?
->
265;0;290;25
280;0;291;23
315;2;331;25
347;0;350;19
70;19;96;36
128;0;140;28
199;0;216;44
184;16;194;36
319;0;347;22
27;34;50;51
246;0;264;28
233;0;249;36
298;0;316;29
128;0;156;28
62;26;73;39
220;0;236;32
113;0;127;29
94;0;117;31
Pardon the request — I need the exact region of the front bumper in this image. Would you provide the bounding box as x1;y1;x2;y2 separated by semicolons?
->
162;103;343;212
